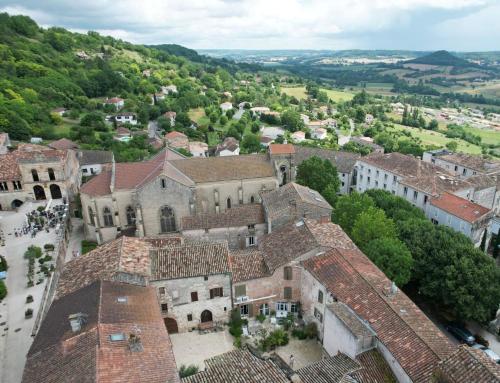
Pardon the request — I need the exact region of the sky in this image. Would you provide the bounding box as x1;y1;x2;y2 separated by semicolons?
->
1;0;499;51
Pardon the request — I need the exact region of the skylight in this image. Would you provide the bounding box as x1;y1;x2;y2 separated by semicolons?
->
109;333;126;342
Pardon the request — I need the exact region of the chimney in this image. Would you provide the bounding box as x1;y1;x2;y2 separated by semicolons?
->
68;313;88;333
128;333;143;352
390;281;398;296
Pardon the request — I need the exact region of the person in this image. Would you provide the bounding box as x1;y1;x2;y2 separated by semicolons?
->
289;354;294;369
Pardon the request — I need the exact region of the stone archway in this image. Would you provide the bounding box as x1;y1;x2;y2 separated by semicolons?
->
164;317;178;334
33;185;46;200
11;199;23;209
201;310;213;323
49;184;62;199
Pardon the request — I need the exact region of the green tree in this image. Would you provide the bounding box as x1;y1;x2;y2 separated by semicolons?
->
333;192;375;235
296;156;340;203
428;119;439;131
0;280;6;300
241;133;261;153
281;109;304;132
364;237;413;286
446;140;458;151
351;208;397;251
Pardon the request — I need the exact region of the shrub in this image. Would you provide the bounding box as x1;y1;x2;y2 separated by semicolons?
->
229;308;244;337
37;206;45;212
0;280;7;300
24;246;42;260
179;365;198;378
0;255;7;272
304;322;318;339
81;240;98;255
256;313;266;323
292;328;307;340
233;336;242;348
260;329;289;351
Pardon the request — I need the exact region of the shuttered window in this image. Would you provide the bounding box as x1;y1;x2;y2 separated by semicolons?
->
284;287;292;300
191;292;198;302
209;287;223;299
283;266;293;280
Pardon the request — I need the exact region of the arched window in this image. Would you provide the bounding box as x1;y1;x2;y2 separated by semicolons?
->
88;206;95;226
48;168;55;181
226;197;231;209
160;206;176;233
103;207;113;227
250;195;255;204
126;205;136;226
31;169;39;182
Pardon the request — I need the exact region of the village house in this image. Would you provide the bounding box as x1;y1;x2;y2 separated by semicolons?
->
291;130;306;143
260;136;274;147
115;112;138;125
260;126;285;141
165;131;189;150
113;126;132;142
423;149;500;178
188;141;208;157
0;144;80;210
220;102;233;113
48;138;79;151
164;111;177;126
77;149;113;178
364;113;374;124
162;85;178;94
300;114;310;125
311;127;327;140
250;106;270;115
0;133;11;155
51;107;67;116
215;137;240;156
103;97;125;110
349;136;384;153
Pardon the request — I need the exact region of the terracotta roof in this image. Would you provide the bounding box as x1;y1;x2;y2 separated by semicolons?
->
439;153;500;174
23;280;180;383
115;127;131;136
165;131;187;139
430;192;492;223
295;353;361;383
269;144;295;155
105;97;124;104
77;150;113;166
80;170;112;196
293;146;360;174
350;136;383;150
182;204;264;230
352;350;397;383
56;237;152;299
182;349;288;383
230;249;269;282
435;344;500;383
170;154;275;183
215;137;239;155
303;247;455;383
0;147;67;181
260;136;273;144
261;182;332;220
48;138;79;150
151;242;231;280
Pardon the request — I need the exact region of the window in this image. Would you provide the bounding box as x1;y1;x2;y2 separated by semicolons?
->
83;168;88;173
161;178;167;189
116;296;127;303
158;287;165;296
284;287;292;300
360;174;363;181
384;174;388;181
250;195;255;203
284;266;293;281
413;191;418;201
424;195;428;204
126;205;135;226
276;302;287;312
48;168;55;181
0;182;7;191
12;181;21;190
383;184;387;189
393;175;397;184
240;304;249;316
317;290;324;304
314;308;323;323
160;206;176;233
235;285;246;297
367;176;371;183
187;314;193;321
375;181;378;187
341;182;345;187
259;303;269;316
161;303;168;312
109;333;126;342
209;287;223;299
376;170;379;177
31;169;39;182
204;276;209;281
403;187;408;196
191;292;198;302
88;207;95;226
462;168;467;176
454;165;458;171
290;303;298;313
368;169;371;174
226;197;231;209
247;236;256;247
103;207;113;227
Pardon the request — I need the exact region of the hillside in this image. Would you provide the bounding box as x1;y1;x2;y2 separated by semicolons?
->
405;50;472;67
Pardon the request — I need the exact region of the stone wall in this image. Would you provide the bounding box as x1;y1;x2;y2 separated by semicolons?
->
182;223;267;250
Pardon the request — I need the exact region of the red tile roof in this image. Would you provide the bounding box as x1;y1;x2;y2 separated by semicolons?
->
269;143;295;155
430;192;491;223
230;249;269;283
48;138;79;150
182;204;265;230
303;247;455;383
165;131;187;139
105;97;124;104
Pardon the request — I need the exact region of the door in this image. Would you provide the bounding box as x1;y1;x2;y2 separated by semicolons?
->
164;317;178;334
49;184;62;199
200;310;213;323
33;185;46;200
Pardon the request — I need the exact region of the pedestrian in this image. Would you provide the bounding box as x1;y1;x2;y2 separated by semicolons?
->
289;354;294;369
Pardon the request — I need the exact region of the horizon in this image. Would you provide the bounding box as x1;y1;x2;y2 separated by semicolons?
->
1;0;499;51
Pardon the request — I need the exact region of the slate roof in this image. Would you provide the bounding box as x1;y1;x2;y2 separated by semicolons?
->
77;149;113;166
56;236;152;299
23;280;180;383
48;138;79;150
303;247;455;383
439;153;500;174
430;192;492;223
435;344;500;383
170;154;275;183
293;146;360;174
261;182;332;220
182;204;265;230
230;249;269;282
182;349;289;383
295;353;361;383
151;242;231;280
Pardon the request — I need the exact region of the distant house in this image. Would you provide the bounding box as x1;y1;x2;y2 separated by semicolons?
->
115;112;137;126
104;97;124;110
250;106;270;115
163;111;177;127
222;91;232;98
48;138;79;150
114;127;131;142
77;150;113;177
300;114;310;124
52;108;67;117
30;137;43;144
151;92;165;104
260;126;285;141
220;102;233;113
215;137;240;157
291;131;306;143
189;141;209;158
350;136;384;154
312;127;327;140
260;136;274;148
0;133;11;155
142;69;151;77
165;131;189;150
307;119;336;130
238;101;251;109
365;114;374;124
162;85;178;94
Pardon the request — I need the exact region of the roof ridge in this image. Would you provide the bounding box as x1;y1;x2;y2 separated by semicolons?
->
460;344;500;377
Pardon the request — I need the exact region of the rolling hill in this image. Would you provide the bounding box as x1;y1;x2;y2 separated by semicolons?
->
405;50;473;68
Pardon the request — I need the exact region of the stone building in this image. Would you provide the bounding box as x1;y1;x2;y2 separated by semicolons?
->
0;144;80;210
150;242;232;333
423;149;500;178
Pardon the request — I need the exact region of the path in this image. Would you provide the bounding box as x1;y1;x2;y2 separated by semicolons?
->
337;118;355;146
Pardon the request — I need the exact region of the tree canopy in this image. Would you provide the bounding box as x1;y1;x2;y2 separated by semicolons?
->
296;156;340;206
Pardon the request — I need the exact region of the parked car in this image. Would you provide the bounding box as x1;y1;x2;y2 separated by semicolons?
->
472;344;500;363
446;323;475;345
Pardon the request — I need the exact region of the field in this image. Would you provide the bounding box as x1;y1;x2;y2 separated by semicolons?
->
281;86;354;102
462;126;500;146
188;107;209;125
281;86;308;100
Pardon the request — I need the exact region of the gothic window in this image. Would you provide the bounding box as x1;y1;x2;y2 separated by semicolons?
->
126;205;136;225
88;206;95;226
226;197;231;209
160;206;176;233
103;207;113;227
48;168;55;181
31;169;39;182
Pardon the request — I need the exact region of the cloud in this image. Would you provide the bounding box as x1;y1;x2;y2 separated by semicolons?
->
0;0;496;49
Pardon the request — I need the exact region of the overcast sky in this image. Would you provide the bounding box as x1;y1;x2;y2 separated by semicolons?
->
1;0;499;51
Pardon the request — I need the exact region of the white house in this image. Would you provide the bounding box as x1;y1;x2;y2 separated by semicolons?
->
189;141;209;158
260;126;285;141
250;106;270;115
215;137;240;157
104;97;124;110
162;85;178;94
220;102;233;113
312;128;327;140
164;111;177;127
291;131;306;143
52;108;67;117
115;112;137;126
365;114;374;124
300;114;310;125
78;150;113;178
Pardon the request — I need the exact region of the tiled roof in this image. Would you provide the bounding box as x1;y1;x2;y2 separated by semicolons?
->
0;147;67;181
269;144;295;155
182;349;289;383
352;350;397;383
56;237;152;299
439;153;500;174
303;247;455;383
230;249;269;282
170;154;275;183
327;302;374;339
80;170;112;196
435;344;500;383
182;204;265;230
430;192;492;223
77;149;113;166
105;97;124;103
293;146;360;174
295;353;361;383
23;280;180;383
48;138;79;150
261;182;332;220
350;136;383;150
115;127;131;135
151;242;231;280
165;131;187;139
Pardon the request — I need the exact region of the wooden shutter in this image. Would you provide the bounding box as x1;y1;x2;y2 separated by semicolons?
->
191;291;198;302
284;266;292;280
235;285;246;297
248;304;254;317
209;289;214;299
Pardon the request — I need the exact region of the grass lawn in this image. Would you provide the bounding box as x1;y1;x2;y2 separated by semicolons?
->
188;108;207;123
462;127;500;146
281;86;354;103
323;89;354;102
281;86;308;100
